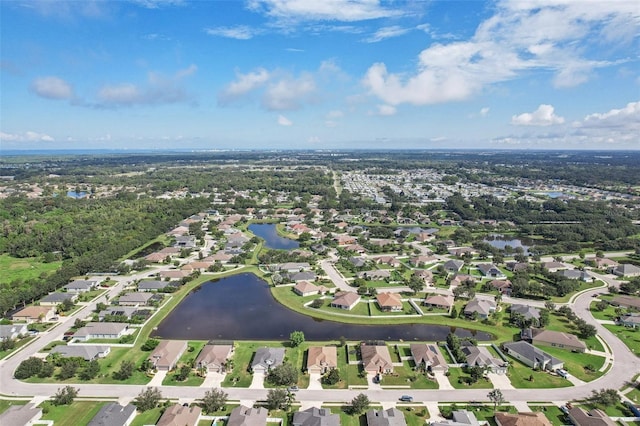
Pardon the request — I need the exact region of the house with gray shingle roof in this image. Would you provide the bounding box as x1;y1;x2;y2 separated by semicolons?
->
251;347;285;374
366;408;407;426
510;304;540;322
611;263;640;277
40;292;78;306
461;345;507;374
63;279;100;293
87;402;136;426
464;298;496;319
0;403;42;426
228;405;268;426
502;341;563;371
51;345;110;361
293;407;340;426
0;323;27;341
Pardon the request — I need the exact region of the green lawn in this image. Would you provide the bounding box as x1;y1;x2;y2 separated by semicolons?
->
221;341;288;388
0;254;62;285
40;401;106;426
130;407;163;426
529;405;569;426
582;403;632;417
0;336;35;360
534;345;605;382
381;362;439;389
447;368;493;389
369;301;419;316
604;324;640;356
505;357;571;389
589;301;619;321
0;399;28;414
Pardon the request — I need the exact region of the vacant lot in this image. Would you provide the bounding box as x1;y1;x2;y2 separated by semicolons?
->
0;254;61;284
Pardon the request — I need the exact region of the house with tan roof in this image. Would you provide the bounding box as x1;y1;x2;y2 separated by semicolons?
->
495;412;551;426
228;405;268;426
335;234;357;245
410;343;448;372
149;340;188;371
611;295;640;309
360;343;393;374
195;344;233;373
374;256;401;267
331;291;360;310
490;279;513;296
424;294;454;311
160;270;190;279
566;408;616;426
11;306;55;323
528;328;587;352
293;281;321;297
376;292;403;312
411;256;438;267
157;404;201;426
306;346;337;374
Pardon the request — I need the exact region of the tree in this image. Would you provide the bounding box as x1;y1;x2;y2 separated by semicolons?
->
15;357;44;379
488;389;505;411
266;388;289;410
141;338;160;351
589;388;620;407
322;368;340;385
267;363;298;386
200;388;228;414
58;359;80;380
134;387;163;412
52;386;78;406
79;360;100;380
350;393;370;415
289;330;305;348
576;322;598;339
113;360;135;380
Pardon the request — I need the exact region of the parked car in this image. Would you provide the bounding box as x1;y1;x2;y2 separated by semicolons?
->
287;386;299;392
399;395;413;402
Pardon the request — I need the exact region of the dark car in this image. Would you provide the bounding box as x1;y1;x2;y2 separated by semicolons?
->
399;395;413;402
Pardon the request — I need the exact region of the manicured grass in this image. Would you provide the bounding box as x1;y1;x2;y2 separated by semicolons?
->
369;301;419;316
40;401;106;426
0;399;28;414
589;301;619;321
380;362;439;389
0;336;35;359
529;405;569;426
604;324;640;356
534;345;605;382
0;254;62;285
550;280;604;303
221;341;287;388
582;403;632;417
447;368;493;389
626;386;640;404
130;407;163;426
505;357;571;389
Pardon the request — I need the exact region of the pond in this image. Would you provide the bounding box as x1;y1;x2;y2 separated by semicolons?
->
483;234;532;253
249;223;299;250
66;191;88;199
152;273;491;341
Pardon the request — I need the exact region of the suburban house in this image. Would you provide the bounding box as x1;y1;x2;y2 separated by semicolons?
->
560;269;591;281
410;343;448;372
566;407;617;426
51;345;111;361
358;270;391;280
423;294;454;311
444;260;464;273
414;269;434;284
373;255;401;267
376;293;403;312
74;322;128;342
464;298;496;319
306;346;337;374
0;403;42;426
293;281;322;297
0;323;28;341
149;340;188;371
366;408;407;426
449;247;476;258
87;402;136;426
611;263;640;278
505;262;529;272
293;407;340;426
228;406;268;426
159;270;190;279
431;410;480;426
195;344;233;373
174;235;197;248
349;257;367;268
611;295;640;310
542;262;567;273
510;304;540;323
502;341;563;371
251;347;285;374
63;279;99;293
335;234;357;245
40;292;78;307
450;274;477;287
117;292;157;306
278;262;311;273
137;280;176;292
157;404;201;426
477;263;506;279
619;313;640;328
523;329;587;352
495;412;552;426
490;280;513;296
97;306;141;321
461;345;507;374
589;258;618;269
11;306;55;323
289;271;317;282
330;292;361;310
411;256;438;267
360;343;394;374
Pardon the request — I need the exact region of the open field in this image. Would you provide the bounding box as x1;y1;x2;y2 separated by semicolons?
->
0;254;62;284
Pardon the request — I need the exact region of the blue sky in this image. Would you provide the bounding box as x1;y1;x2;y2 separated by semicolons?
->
1;0;638;151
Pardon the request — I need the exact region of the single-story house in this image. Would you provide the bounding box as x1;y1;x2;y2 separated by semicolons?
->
510;304;540;322
174;235;197;248
0;403;42;426
157;404;201;426
195;344;233;373
145;252;169;263
373;256;401;267
11;306;55;323
344;244;366;254
376;292;403;312
527;329;587;352
137;280;176;292
431;410;480;426
40;292;78;307
413;269;433;283
251;347;285;374
159;270;190;279
87;402;136;426
228;406;268;426
358;270;391;280
542;262;567;273
611;295;640;310
502;341;563;371
464;298;496;319
294;407;340;426
117;292;157;306
360;343;394;374
490;280;513;296
411;256;438;267
349;257;367;268
611;263;640;278
330;291;360;310
462;345;507;374
410;343;448;372
589;258;618;269
444;260;464;273
335;234;357;245
51;345;111;361
98;306;141;321
278;262;311;273
366;408;407;426
560;269;591;281
73;322;129;342
505;262;529;272
619;313;640;328
63;279;99;293
450;274;477;287
289;271;317;282
0;323;28;341
495;412;551;426
477;264;506;279
149;340;188;371
566;407;616;426
449;247;476;258
293;281;321;297
306;346;337;374
424;294;454;310
181;261;213;272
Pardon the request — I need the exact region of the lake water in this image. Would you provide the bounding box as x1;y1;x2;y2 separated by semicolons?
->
66;191;88;199
483;234;532;253
152;273;491;341
249;223;300;250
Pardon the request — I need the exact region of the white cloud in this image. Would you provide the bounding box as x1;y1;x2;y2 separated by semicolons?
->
277;115;293;126
218;68;271;105
512;104;565;126
362;1;638;106
480;107;490;117
263;74;316;110
326;110;344;119
248;0;403;23
30;76;74;100
130;0;185;9
364;25;410;43
583;101;640;128
205;25;262;40
0;131;55;142
376;104;396;116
